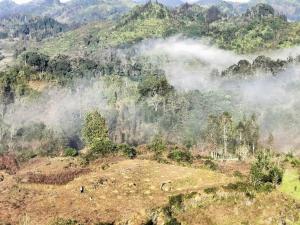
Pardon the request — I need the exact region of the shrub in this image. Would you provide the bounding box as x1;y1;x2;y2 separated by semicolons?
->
89;138;116;156
204;187;218;194
291;159;300;167
169;194;184;210
256;183;274;192
17;150;38;162
21;51;49;72
143;220;154;225
165;218;181;225
204;159;218;171
168;149;193;163
250;151;283;187
51;219;79;225
47;54;72;76
64;148;78;157
285;153;300;167
118;144;137;159
148;136;167;159
224;182;253;193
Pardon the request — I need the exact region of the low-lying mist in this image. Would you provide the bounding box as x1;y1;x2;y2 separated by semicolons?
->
4;79;107;137
140;37;300;152
2;37;300;153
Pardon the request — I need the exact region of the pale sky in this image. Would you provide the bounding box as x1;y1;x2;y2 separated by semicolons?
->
4;0;250;4
3;0;70;3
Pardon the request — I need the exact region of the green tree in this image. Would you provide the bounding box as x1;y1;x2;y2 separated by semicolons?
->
47;55;72;76
82;111;109;146
138;75;173;98
22;51;49;72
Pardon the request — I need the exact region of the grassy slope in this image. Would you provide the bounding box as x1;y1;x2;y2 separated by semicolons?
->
176;191;299;225
280;169;300;201
36;22;110;56
1;156;299;225
0;157;235;224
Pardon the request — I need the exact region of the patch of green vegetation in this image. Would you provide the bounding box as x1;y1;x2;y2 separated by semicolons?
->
95;223;114;225
147;136;167;159
165;218;181;225
250;150;283;187
280;169;300;200
169;194;184;210
38;22;107;56
233;170;244;178
50;218;80;225
168;149;193;163
204;159;218;171
118;144;137;159
204;187;218;194
64;147;78;157
284;153;300;168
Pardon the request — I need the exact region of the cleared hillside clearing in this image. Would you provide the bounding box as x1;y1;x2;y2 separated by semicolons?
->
0;158;234;224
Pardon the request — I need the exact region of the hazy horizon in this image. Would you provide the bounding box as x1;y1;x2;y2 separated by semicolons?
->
1;0;250;5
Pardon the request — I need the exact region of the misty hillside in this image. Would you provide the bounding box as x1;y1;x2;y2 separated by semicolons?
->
195;0;300;21
0;15;68;41
0;1;300;225
1;0;300;23
249;0;300;21
0;0;135;24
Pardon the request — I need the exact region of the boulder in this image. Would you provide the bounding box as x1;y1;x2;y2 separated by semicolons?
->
160;181;172;192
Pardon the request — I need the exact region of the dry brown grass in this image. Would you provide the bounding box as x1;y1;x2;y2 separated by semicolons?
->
28;81;49;92
0;157;234;225
0;157;298;225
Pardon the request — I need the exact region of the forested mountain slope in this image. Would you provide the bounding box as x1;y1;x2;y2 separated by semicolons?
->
0;0;135;24
0;15;68;41
0;2;300;223
37;2;300;56
134;0;183;7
